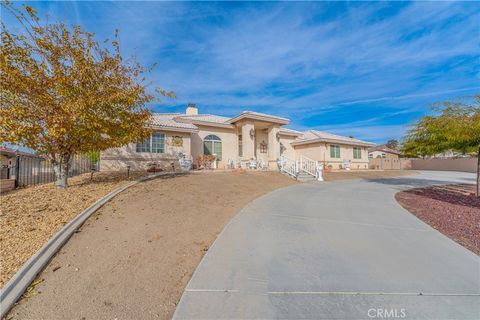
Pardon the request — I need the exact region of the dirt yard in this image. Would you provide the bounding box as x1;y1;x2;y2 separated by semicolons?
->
324;169;416;181
396;184;480;255
7;171;296;320
0;171;149;287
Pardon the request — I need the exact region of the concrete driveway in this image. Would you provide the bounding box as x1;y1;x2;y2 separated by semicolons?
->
174;171;479;319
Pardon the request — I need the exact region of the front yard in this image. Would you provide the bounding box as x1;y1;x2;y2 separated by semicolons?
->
0;171;150;287
5;171;296;319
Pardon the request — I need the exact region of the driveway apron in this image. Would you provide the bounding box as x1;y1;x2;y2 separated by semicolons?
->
174;171;480;319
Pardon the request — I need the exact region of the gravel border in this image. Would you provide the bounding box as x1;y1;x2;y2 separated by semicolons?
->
0;172;181;318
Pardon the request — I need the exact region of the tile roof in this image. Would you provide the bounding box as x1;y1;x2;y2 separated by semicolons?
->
152;109;290;130
295;130;375;146
239;111;289;122
150;114;198;131
150;111;374;148
279;128;303;135
174;114;231;124
228;111;290;124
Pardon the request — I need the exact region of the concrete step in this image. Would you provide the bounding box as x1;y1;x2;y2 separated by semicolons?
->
281;170;317;182
296;173;317;182
297;172;315;177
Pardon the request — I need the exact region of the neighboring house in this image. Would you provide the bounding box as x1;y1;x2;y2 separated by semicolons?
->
0;146;17;180
100;104;375;171
0;146;44;179
368;145;401;159
0;146;46;192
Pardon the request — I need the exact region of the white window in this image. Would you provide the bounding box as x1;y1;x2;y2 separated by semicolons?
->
353;147;362;159
204;135;222;160
238;135;243;157
136;138;150;153
151;132;165;153
136;132;165;153
330;145;340;158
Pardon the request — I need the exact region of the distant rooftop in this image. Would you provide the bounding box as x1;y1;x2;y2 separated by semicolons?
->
369;145;402;155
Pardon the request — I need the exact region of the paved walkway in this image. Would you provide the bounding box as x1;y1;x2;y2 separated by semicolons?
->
174;171;480;319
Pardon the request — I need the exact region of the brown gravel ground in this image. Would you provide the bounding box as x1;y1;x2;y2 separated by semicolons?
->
6;171;296;320
396;184;480;255
324;169;416;181
0;171;149;287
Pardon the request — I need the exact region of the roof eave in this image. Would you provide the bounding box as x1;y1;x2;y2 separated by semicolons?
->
279;131;302;137
292;138;375;147
173;116;235;129
150;125;198;133
228;113;289;125
189;120;235;129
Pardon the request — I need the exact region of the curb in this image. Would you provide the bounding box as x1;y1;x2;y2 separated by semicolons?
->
0;172;182;318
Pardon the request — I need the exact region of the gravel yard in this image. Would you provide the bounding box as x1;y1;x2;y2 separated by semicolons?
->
0;171;149;287
6;171;296;320
396;184;480;255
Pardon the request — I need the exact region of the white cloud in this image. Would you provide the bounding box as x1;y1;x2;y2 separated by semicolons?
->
4;1;479;139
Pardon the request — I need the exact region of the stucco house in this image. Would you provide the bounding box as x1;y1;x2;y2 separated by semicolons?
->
100;104;375;172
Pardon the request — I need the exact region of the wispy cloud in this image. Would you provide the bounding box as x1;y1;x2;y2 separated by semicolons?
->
316;124;409;142
318;87;480;108
3;1;479;143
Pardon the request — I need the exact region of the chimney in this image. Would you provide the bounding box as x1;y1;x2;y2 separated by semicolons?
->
186;103;198;115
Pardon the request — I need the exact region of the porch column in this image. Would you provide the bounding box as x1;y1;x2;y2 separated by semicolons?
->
267;125;280;162
241;120;255;159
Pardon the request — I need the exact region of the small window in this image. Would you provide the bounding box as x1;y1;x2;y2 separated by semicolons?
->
330;145;340;158
136;138;151;153
238;135;243;157
151;132;165;153
353;147;362;159
136;132;165;153
260;141;268;153
204;135;222;160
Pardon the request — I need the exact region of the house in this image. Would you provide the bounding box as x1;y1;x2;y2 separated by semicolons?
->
368;145;401;159
0;146;46;192
100;104;375;171
0;146;43;179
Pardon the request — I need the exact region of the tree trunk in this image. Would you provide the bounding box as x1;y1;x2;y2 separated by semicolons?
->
52;154;71;188
477;146;480;197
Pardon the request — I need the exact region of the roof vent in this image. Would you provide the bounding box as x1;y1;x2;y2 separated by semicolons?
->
186;103;198;115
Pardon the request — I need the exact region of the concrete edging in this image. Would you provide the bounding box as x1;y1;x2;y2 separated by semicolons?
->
0;172;180;318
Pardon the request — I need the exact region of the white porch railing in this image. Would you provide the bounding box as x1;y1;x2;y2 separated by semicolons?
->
279;156;297;178
279;155;324;181
299;155;317;178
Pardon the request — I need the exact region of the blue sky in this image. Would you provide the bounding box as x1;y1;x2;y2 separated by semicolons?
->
3;1;480;143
